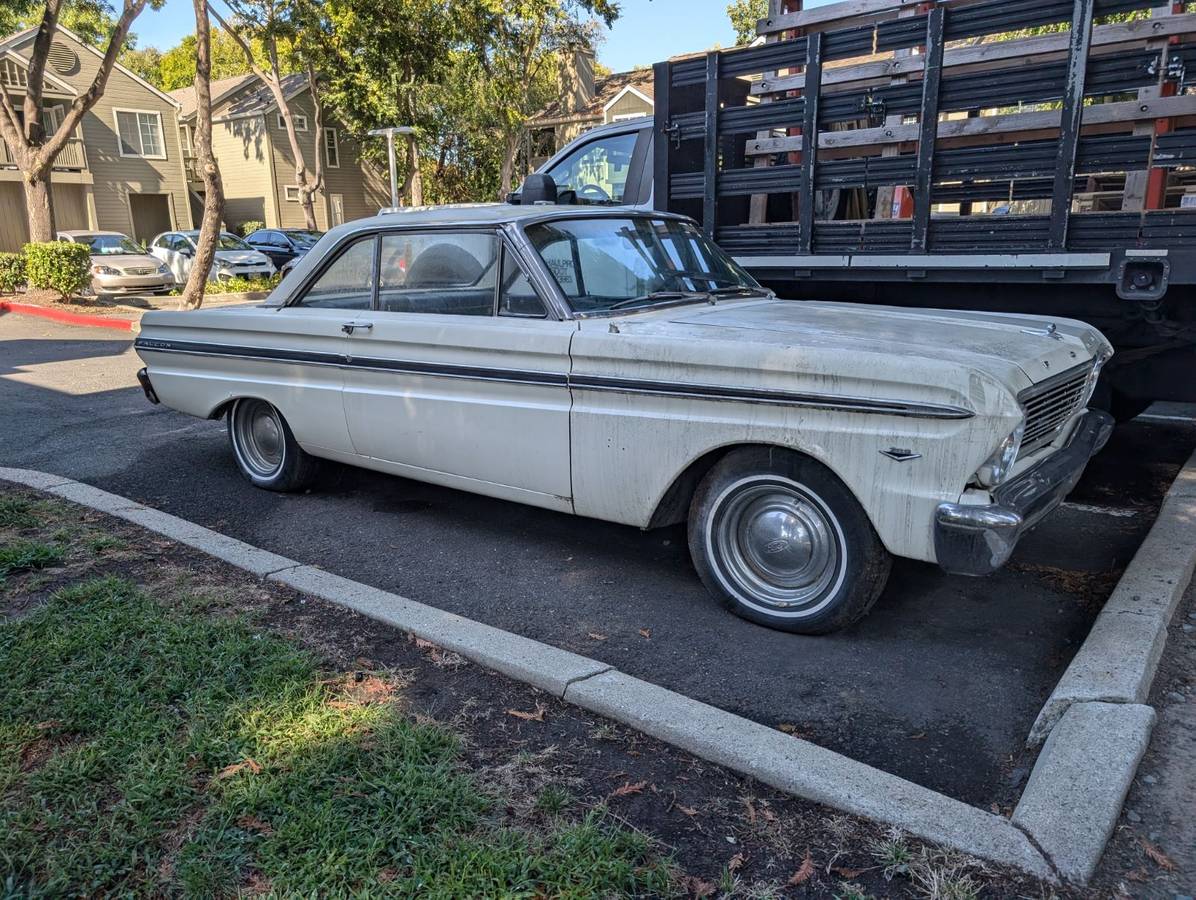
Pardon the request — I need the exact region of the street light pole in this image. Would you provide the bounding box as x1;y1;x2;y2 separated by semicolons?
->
368;125;415;209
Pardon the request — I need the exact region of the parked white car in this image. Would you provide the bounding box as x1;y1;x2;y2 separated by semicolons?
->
148;230;275;285
134;205;1113;633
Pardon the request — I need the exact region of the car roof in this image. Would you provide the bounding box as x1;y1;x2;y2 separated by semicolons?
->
359;202;688;231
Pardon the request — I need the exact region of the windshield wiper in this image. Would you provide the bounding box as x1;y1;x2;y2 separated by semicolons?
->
606;291;706;311
706;285;769;298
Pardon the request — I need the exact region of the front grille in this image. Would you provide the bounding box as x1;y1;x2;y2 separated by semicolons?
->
1018;362;1094;458
123;266;159;275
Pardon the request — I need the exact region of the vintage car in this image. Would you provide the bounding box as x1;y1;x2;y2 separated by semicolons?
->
134;205;1114;634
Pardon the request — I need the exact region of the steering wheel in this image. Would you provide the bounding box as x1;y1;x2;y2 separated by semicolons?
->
576;183;611;203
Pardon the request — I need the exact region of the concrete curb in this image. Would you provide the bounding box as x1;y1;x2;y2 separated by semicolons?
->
1028;446;1196;746
0;300;137;332
1013;701;1156;884
0;464;1057;881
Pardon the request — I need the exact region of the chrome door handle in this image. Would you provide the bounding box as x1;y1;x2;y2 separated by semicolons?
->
341;321;374;335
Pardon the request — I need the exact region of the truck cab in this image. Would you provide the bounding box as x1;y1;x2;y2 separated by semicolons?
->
515;120;654;210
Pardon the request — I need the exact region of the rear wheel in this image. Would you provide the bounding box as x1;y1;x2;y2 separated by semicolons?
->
227;398;319;492
688;447;891;634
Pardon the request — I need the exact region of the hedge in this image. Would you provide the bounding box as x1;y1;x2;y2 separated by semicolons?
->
0;252;26;292
237;220;265;237
23;241;92;301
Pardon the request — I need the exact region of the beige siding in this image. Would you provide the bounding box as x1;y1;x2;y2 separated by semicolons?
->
211;114;272;228
0;182;87;251
267;91;389;229
16;33;194;238
604;92;652;123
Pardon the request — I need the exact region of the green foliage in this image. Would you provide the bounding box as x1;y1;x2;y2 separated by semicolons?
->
157;28;266;91
0;575;673;895
22;241;91;301
727;0;766;45
236;219;265;237
0;252;26;293
0;539;63;581
0;498;37;529
117;45;164;85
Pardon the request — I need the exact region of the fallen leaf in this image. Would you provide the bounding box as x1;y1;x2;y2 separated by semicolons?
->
638;628;651;639
215;758;262;780
680;875;716;897
236;815;273;835
588;632;608;641
412;637;439;651
728;852;746;873
377;868;399;883
789;850;815;885
506;704;547;722
1125;867;1150;883
677;803;699;817
909;731;927;740
1142;839;1176;871
34;720;61;731
610;780;648;798
742;797;757;825
832;866;865;879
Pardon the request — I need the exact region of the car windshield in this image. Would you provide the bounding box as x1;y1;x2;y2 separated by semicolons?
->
524;217;763;315
286;230;322;248
184;233;250;251
80;234;143;256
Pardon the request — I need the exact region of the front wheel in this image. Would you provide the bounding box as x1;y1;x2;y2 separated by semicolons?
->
688;448;891;634
227;398;319;492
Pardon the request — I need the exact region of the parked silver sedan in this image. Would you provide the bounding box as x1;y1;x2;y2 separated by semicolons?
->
58;230;175;299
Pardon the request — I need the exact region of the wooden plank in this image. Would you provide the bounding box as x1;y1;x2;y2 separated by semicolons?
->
750;12;1196;97
744;94;1196;156
1048;0;1094;249
749;0;788;225
798;32;824;254
911;7;945;251
756;0;927;34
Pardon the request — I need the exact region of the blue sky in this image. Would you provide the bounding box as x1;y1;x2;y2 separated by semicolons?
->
134;0;743;70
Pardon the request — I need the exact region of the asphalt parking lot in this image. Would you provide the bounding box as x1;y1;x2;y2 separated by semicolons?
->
3;312;1193;808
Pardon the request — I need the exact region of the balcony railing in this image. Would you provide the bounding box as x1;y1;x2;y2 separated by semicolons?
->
0;136;88;171
183;153;201;183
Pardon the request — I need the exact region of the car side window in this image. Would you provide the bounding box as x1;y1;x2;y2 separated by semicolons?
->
377;232;498;316
546;131;638;205
294;236;375;310
498;248;547;318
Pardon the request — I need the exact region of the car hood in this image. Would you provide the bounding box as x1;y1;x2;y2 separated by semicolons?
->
214;250;270;266
598;298;1107;386
93;253;164;270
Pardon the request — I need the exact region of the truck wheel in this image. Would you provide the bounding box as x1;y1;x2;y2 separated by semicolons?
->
688;447;891;634
227;398;319;492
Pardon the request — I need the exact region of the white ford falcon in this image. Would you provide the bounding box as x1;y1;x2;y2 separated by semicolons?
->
134;205;1113;634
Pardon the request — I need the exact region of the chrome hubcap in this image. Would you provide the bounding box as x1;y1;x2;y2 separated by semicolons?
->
234;400;284;477
712;479;843;612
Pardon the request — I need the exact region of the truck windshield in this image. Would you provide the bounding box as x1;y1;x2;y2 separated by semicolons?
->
525;217;762;315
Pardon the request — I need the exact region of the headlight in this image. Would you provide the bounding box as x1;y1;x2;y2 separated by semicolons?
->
973;423;1024;488
91;264;120;276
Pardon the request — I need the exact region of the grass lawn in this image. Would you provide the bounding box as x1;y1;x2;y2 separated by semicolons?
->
0;494;671;897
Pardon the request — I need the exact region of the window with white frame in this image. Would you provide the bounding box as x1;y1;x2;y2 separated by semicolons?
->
277;112;308;131
114;109;165;158
284;185;301;202
323;127;340;168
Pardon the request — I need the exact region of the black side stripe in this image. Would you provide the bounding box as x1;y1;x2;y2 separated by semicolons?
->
134;337;973;420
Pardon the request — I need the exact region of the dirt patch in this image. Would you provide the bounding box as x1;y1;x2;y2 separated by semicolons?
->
0;481;1081;897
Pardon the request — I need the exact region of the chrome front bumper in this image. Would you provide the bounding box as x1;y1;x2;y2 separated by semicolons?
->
934;409;1115;576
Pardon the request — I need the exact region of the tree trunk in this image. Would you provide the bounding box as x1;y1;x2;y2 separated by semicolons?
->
402;132;422;207
178;0;224;311
498;131;520;198
23;171;55;243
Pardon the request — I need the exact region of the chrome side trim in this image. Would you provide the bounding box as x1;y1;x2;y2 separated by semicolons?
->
135;337;975;421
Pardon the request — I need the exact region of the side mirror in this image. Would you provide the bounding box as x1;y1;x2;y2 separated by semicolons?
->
179;248;193;258
520;173;558;205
